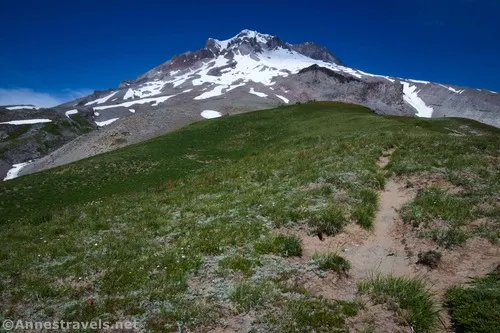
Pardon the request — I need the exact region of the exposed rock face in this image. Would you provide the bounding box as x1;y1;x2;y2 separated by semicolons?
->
291;42;345;65
1;29;499;179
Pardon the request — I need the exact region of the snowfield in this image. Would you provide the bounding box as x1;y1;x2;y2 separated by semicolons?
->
401;82;434;118
249;88;268;98
408;79;430;84
213;29;273;50
5;105;39;110
95;118;119;127
200;110;222;119
147;42;368;93
275;95;289;103
124;80;169;100
65;109;78;118
85;91;119;106
438;84;465;94
3;161;32;181
93;95;175;111
194;85;226;100
0;119;52;125
357;70;395;83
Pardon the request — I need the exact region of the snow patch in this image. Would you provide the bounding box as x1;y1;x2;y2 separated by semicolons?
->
95;118;119;127
408;79;430;84
124;89;135;100
194;86;226;100
401;82;434;118
3;161;32;181
93;95;175;111
129;109;135;113
226;83;246;92
438;84;465;94
201;110;222;119
276;95;289;103
6;105;39;110
85;91;119;106
0;119;52;125
357;70;395;83
249;87;267;98
123;80;169;100
65;109;78;118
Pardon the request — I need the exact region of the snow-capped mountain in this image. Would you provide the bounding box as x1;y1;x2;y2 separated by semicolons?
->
61;29;498;127
2;29;500;179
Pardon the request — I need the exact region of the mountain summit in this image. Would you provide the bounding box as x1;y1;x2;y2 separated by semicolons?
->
135;29;345;84
207;29;343;64
1;29;499;179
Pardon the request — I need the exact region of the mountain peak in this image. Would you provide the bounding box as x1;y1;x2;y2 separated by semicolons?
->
141;29;345;82
207;29;276;53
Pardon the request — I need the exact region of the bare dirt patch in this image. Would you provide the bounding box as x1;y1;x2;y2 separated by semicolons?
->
275;224;371;300
276;224;370;260
207;313;256;333
348;296;413;333
395;219;500;292
401;172;464;194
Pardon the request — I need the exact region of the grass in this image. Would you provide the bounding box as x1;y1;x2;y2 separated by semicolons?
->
402;184;498;247
229;280;278;311
0;102;498;331
429;229;469;248
308;203;347;236
312;252;351;274
270;296;358;332
218;253;260;275
352;188;379;229
416;250;442;269
358;275;441;333
445;269;500;333
255;234;303;257
401;187;472;228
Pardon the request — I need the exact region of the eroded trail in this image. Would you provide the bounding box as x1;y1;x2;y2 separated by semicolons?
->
343;179;413;279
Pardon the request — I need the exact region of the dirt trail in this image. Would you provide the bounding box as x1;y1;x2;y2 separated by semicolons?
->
331;147;414;279
343;179;413;279
289;148;416;300
376;147;396;168
275;147;499;331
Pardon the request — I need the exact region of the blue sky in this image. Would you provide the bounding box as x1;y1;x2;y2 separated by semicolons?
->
0;0;499;106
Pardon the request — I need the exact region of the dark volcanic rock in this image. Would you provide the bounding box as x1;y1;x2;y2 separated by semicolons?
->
291;42;345;66
299;65;359;84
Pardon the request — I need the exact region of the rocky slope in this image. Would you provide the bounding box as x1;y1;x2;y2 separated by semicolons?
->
0;105;95;179
2;29;499;179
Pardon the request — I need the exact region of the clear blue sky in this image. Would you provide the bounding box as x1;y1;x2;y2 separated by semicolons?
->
0;0;499;105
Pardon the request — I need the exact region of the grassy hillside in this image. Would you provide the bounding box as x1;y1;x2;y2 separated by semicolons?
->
0;102;498;332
